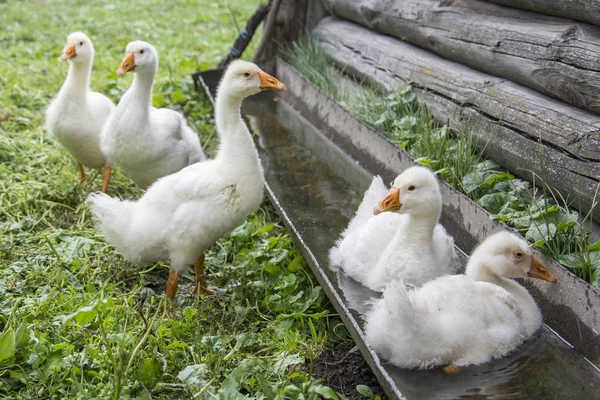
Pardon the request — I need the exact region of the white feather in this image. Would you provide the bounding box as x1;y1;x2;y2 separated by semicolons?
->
45;32;114;169
364;231;546;369
100;41;206;188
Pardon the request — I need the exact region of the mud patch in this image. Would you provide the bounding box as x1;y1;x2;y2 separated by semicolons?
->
312;345;387;399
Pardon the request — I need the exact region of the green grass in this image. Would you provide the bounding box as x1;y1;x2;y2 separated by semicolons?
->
283;34;600;287
0;2;370;399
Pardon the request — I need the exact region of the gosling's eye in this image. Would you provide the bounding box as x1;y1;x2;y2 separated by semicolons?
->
514;251;525;259
243;71;251;78
79;41;83;46
140;49;145;54
408;185;416;191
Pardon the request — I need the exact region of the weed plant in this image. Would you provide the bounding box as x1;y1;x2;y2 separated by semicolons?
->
283;34;600;287
0;2;375;399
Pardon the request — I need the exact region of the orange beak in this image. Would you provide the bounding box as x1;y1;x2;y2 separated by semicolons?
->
117;52;136;77
374;187;402;215
60;44;76;61
258;71;286;91
528;256;556;283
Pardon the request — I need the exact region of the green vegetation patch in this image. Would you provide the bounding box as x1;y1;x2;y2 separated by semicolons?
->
284;34;600;287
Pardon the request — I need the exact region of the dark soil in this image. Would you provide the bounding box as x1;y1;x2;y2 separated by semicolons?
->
311;345;388;399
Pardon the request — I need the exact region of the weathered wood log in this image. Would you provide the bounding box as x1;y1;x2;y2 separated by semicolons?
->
313;17;600;221
253;0;308;73
485;0;600;27
323;0;600;115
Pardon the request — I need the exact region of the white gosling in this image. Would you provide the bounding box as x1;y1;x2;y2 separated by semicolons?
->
329;167;458;291
87;60;285;299
100;40;206;189
364;231;556;371
45;32;114;192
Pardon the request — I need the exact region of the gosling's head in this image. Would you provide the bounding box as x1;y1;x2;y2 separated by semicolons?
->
374;166;442;216
60;32;94;63
217;60;286;100
468;231;556;283
117;40;158;77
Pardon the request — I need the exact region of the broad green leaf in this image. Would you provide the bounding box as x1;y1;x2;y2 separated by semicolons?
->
66;304;98;325
15;322;29;348
0;328;16;363
415;157;434;168
272;352;303;375
462;171;486;193
356;384;374;398
136;358;162;389
311;384;339;399
219;363;251;400
269;249;289;265
56;234;96;260
97;298;115;314
262;263;279;275
287;256;304;272
477;192;514;215
60;298;114;325
526;223;557;246
177;364;209;390
484;172;514;187
235;332;259;349
107;332;134;347
230;221;253;241
201;335;226;353
558;253;587;269
43;351;64;377
590;252;600;269
256;223;274;235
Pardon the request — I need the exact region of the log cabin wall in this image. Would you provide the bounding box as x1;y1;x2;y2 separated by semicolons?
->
258;0;600;222
255;0;600;221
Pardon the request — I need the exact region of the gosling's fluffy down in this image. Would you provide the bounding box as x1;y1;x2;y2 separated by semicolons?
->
86;61;284;282
330;168;457;291
100;40;205;188
46;32;114;169
364;231;553;369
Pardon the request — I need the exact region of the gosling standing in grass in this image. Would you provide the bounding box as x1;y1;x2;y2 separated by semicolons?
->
100;41;206;189
87;60;286;299
45;32;114;192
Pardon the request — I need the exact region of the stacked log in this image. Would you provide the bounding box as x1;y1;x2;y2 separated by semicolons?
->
485;0;600;26
313;17;600;221
323;0;600;115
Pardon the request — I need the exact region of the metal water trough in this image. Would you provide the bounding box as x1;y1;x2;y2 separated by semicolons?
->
192;60;600;399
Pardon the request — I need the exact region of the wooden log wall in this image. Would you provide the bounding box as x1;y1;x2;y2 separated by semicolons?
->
486;0;600;26
323;0;600;115
253;0;308;73
313;17;600;221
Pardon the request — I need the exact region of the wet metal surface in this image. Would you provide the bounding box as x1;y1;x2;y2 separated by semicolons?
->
194;70;600;399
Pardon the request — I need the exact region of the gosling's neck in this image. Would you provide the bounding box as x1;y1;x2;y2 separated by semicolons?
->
127;67;156;117
62;58;93;100
394;204;441;243
466;258;504;285
467;258;541;333
214;87;257;163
